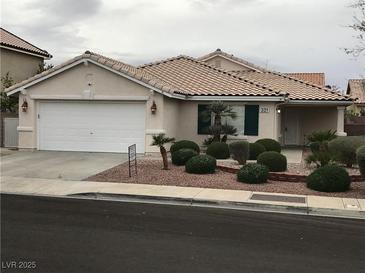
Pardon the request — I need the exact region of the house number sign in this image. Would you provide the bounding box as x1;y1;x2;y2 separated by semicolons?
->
260;107;270;113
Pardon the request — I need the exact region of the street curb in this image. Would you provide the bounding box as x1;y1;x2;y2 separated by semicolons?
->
1;191;364;220
68;192;365;220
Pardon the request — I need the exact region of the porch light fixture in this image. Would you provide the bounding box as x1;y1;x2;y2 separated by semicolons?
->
151;100;157;114
276;108;281;114
21;99;28;112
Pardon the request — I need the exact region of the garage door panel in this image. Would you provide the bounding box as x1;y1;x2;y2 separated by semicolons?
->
39;102;145;153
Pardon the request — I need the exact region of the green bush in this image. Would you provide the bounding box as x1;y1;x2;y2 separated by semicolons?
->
257;151;287;172
170;140;200;154
356;145;365;178
206;142;230;159
237;163;269;184
185;155;216;174
229;141;249;164
306;164;351;192
249;142;266;160
171;148;198;166
328;136;365;167
255;138;281;153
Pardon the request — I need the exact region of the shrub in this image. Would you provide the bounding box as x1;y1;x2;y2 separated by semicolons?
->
206;142;230;159
255;138;281;153
305;150;333;168
328;136;365;167
229;141;249;164
356;145;365;178
237;163;269;184
185;155;216;174
306;129;337;144
170;140;200;154
249;142;266;160
306;164;351;192
171;148;198;166
257;151;287;172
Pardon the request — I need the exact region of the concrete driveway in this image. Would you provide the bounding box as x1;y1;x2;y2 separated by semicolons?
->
1;150;128;181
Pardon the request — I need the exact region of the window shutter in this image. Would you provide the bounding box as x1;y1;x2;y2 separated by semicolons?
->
244;105;259;136
197;104;211;135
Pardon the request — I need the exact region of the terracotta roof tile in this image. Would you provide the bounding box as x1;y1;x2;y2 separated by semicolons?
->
284;73;325;86
0;27;51;58
347;79;365;104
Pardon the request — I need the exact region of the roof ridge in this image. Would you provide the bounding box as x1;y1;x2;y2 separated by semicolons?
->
197;48;267;72
139;54;284;95
0;27;52;58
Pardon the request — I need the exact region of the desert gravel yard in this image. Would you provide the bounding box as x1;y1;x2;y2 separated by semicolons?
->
85;159;365;199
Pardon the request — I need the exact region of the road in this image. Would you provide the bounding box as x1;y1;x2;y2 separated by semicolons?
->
1;193;365;272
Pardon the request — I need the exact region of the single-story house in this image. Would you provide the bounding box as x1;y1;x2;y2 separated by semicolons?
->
346;79;365;114
5;49;352;153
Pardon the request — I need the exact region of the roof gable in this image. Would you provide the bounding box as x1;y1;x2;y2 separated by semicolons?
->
0;27;52;59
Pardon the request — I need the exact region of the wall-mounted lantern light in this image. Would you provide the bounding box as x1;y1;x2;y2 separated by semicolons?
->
276;108;281;114
21;99;28;112
151;100;157;114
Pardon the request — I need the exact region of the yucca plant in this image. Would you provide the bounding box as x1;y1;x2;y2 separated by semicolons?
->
151;133;175;170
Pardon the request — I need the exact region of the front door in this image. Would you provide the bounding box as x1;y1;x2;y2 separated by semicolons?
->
284;109;300;145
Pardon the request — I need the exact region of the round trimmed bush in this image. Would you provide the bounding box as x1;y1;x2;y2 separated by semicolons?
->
170;140;200;154
185;155;216;174
249;142;266;160
237;163;269;184
356;145;365;178
257;151;287;172
255;138;281;153
229;141;249;164
206;142;230;159
306;165;351;192
171;148;198;166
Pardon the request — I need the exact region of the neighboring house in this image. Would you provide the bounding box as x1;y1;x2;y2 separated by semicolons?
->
0;27;52;92
346;79;365;114
5;50;352;153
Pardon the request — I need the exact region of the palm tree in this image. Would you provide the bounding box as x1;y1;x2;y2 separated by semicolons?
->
201;101;237;142
151;133;175;170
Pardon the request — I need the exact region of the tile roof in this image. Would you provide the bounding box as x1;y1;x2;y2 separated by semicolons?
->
284;73;325;86
5;51;179;94
0;27;52;58
6;50;352;102
138;55;282;96
347;79;365;104
197;48;267;72
235;71;350;101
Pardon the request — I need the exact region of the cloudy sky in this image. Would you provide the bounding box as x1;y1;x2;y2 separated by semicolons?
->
2;0;364;90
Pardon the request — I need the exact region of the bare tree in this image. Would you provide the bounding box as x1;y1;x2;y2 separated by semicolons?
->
345;0;365;57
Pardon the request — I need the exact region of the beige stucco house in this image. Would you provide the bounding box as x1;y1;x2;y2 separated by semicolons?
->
5;49;352;153
0;27;52;92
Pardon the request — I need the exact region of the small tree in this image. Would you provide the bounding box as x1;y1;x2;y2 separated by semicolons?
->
201;101;237;143
37;61;54;74
0;72;17;112
151;133;175;170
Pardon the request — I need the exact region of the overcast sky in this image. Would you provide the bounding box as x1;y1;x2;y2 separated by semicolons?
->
2;0;364;90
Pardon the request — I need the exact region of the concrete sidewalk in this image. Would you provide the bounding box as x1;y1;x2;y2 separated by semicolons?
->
1;176;364;219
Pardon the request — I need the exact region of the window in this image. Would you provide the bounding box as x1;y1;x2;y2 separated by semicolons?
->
197;104;259;136
221;106;245;135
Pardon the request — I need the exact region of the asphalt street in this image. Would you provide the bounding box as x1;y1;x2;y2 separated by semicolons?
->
1;193;365;272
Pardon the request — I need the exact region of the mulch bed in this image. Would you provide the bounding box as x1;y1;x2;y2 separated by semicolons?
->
85;159;365;199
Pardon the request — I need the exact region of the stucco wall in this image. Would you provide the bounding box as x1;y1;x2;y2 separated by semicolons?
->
17;62;164;152
0;48;43;91
203;56;253;72
176;101;277;146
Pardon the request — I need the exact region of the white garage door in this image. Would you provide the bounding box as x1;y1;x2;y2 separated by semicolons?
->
38;101;145;153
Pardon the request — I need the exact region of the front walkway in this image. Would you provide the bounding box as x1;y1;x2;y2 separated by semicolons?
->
1;176;364;219
0;149;127;181
281;148;303;163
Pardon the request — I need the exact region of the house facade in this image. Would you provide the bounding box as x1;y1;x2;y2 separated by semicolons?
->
5;50;352;153
0;27;52;92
